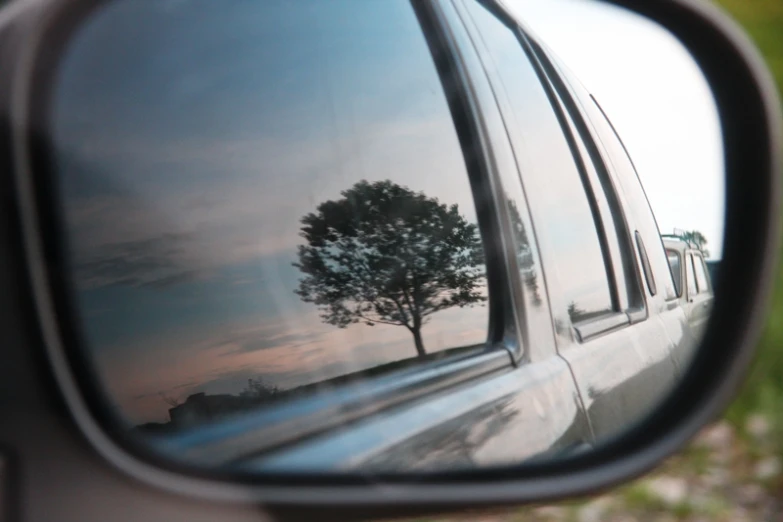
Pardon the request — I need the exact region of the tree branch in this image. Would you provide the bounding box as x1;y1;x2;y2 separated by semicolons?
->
352;310;406;327
294;180;488;335
409;270;424;319
387;293;412;328
400;281;420;327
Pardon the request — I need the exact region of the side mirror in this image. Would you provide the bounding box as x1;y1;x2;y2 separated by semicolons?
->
0;0;778;519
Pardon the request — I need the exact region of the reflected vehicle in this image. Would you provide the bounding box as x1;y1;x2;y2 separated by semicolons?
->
47;0;707;473
664;234;715;336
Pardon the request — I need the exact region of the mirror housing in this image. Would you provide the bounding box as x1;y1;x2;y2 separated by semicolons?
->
0;0;779;519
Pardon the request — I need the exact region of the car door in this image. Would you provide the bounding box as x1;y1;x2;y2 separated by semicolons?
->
688;251;714;335
454;0;691;440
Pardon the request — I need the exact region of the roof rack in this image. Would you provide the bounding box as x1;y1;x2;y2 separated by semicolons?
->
661;232;702;251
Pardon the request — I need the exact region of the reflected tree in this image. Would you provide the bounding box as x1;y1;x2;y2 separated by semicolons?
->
567;301;609;324
137;377;282;433
294;180;487;357
239;378;279;399
682;230;709;258
567;301;586;323
506;199;542;307
159;392;182;408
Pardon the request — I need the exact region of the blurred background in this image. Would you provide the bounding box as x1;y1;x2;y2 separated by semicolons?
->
399;0;783;520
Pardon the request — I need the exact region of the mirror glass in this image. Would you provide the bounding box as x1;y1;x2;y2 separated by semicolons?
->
48;0;723;472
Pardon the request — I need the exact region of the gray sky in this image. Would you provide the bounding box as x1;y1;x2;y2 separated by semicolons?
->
505;0;725;258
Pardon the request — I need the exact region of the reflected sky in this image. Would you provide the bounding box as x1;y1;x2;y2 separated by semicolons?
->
53;0;488;423
50;0;725;426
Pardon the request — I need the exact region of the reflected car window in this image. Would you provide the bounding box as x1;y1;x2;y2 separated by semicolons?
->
465;0;612;324
570;84;678;302
588;96;677;299
686;253;698;296
51;0;488;430
667;250;682;297
693;254;710;293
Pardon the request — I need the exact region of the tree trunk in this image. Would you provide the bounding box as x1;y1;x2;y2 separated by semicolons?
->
412;327;426;358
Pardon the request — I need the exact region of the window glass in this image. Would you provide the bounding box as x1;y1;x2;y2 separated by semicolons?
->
563;103;635;311
52;0;488;430
548;58;677;302
465;1;612;324
667;250;682;297
583;95;678;301
693;254;710;293
686;254;698;296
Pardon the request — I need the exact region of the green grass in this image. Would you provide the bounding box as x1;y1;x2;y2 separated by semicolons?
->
676;443;713;475
617;480;731;519
620;483;667;511
711;0;783;90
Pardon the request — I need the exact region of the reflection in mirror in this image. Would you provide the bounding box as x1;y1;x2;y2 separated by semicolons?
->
49;0;723;472
56;0;490;432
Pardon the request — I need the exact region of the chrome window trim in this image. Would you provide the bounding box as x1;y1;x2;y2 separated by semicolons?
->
573;312;631;343
635;231;658;296
155;347;512;466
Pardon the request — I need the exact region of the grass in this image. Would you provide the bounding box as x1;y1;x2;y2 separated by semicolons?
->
620;483;668;511
676;443;712;475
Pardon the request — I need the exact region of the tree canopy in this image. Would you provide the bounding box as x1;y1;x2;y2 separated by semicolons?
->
293;180;487;357
682;230;710;258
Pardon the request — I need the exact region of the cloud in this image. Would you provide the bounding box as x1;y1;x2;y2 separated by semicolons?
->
62;186;296;292
221;331;320;355
56;96;481;291
74;232;208;290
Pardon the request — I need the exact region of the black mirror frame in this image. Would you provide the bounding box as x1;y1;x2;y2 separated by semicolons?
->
2;0;780;519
